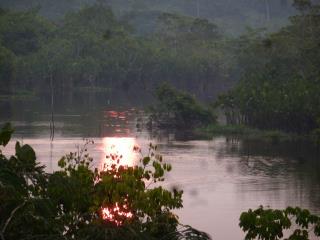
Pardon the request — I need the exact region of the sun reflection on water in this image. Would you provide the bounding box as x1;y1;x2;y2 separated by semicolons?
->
101;137;140;168
101;203;133;226
100;137;139;224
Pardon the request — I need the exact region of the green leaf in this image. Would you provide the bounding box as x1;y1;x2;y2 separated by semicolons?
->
16;142;36;163
0;122;14;146
58;157;66;168
143;157;151;166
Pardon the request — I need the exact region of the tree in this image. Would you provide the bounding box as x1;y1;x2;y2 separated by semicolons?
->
149;83;216;128
0;44;15;94
0;9;54;56
216;1;320;134
240;206;320;240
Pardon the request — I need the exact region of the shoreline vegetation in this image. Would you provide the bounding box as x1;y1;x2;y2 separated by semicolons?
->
0;90;38;101
195;123;320;144
148;83;320;144
147;83;216;129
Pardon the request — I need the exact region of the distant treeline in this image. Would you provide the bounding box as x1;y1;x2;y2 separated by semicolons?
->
217;0;320;133
0;4;233;101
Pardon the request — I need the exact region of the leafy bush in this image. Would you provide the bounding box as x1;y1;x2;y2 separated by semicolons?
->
149;83;216;129
240;206;320;240
216;2;320;134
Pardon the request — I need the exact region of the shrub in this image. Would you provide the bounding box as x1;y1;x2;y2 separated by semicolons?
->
149;83;216;129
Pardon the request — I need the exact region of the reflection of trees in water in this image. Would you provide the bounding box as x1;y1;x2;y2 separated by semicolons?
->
0;101;12;120
0;89;152;121
0;90;152;137
147;128;198;143
215;137;320;212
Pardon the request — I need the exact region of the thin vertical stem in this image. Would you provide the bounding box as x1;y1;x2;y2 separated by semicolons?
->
196;0;200;18
50;71;55;141
265;0;270;22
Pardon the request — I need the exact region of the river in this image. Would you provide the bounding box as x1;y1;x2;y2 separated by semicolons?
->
1;99;320;239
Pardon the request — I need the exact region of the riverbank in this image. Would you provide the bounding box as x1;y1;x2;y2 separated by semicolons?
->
195;124;318;143
0;91;38;101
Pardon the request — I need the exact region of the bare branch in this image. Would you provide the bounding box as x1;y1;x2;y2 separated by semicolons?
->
1;200;27;238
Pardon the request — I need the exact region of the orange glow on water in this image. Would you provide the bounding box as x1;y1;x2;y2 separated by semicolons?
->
101;203;133;226
101;137;139;167
100;137;140;224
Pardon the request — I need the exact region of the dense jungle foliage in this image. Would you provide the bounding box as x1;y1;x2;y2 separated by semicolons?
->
0;123;211;240
0;3;230;101
217;0;320;134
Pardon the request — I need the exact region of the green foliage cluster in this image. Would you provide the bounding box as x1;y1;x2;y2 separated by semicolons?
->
149;83;216;129
0;8;54;95
217;0;320;134
0;4;229;100
0;123;211;240
240;206;320;240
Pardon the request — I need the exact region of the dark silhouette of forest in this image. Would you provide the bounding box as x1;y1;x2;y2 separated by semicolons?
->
0;0;319;134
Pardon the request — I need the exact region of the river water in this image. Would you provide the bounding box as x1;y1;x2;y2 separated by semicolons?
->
1;100;320;239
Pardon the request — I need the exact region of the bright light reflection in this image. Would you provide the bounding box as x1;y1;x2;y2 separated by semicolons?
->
101;137;139;168
100;137;138;225
101;203;133;226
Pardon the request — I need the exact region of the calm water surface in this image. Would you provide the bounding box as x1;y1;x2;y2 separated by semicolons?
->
1;104;320;239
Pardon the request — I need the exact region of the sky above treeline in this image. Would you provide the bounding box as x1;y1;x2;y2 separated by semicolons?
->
0;0;297;34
